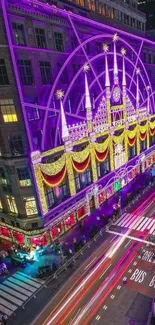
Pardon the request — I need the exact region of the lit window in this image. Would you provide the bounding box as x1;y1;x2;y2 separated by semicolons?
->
6;195;18;214
24;197;37;216
0;200;3;210
0;99;18;123
17;168;31;187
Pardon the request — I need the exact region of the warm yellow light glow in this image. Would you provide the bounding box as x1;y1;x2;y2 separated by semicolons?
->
3;114;18;123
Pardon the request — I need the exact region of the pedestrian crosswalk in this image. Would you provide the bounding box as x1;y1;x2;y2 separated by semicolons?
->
0;271;44;318
115;213;155;235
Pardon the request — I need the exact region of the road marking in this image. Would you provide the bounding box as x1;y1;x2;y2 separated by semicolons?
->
0;297;17;311
96;315;101;320
99;264;112;279
13;274;40;289
4;280;31;297
125;239;132;247
110;235;117;243
9;277;36;292
150;222;155;234
0;290;23;306
84;257;97;270
103;305;108;310
16;271;44;284
0;304;13;316
107;230;155;246
0;284;27;301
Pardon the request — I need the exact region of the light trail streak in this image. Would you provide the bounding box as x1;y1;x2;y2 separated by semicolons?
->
44;193;155;325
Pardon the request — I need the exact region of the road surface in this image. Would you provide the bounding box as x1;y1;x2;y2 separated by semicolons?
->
32;190;155;325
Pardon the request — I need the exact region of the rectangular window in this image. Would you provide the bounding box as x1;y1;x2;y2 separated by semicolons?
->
0;59;9;86
17;168;31;187
0;167;11;189
6;195;18;214
18;60;33;85
0;99;18;123
40;61;52;85
59;181;70;199
75;174;81;192
12;22;26;46
23;197;37;216
0;200;2;210
45;188;55;209
9;135;24;156
54;32;64;52
35;28;46;49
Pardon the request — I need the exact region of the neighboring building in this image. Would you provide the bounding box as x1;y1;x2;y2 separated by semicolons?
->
0;0;154;247
138;0;155;30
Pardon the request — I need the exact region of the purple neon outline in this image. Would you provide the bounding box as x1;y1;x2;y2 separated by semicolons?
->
63;53;143;106
7;0;155;150
68;15;103;92
129;40;144;91
41;33;113;150
23;103;86;121
42;33;152;149
75;54;145;116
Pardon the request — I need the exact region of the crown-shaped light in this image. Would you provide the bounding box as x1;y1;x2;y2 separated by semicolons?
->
121;48;126;56
83;63;90;73
113;33;118;42
103;43;109;53
136;68;140;75
56;89;64;100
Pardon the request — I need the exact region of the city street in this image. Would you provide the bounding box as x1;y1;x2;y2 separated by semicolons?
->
31;191;155;325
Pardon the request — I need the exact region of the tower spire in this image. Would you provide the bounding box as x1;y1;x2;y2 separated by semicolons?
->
136;68;140;110
113;33;119;85
84;63;92;133
121;48;126;87
147;86;150;116
103;43;110;87
56;90;69;142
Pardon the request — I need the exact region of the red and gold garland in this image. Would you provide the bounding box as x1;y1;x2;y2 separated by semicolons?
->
72;155;90;173
41;165;67;187
95;148;109;162
150;128;155;136
140;132;146;141
128;136;136;147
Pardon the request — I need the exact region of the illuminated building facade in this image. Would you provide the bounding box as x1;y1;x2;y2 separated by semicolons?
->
0;0;154;246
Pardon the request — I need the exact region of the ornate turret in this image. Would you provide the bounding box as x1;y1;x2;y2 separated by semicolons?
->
84;63;93;133
121;47;127;121
113;33;119;85
56;90;72;152
147;86;150;116
103;43;111;126
136;68;140;117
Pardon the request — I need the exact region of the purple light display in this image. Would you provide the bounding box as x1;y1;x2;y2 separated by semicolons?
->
1;0;155;155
